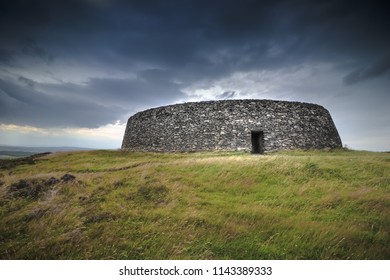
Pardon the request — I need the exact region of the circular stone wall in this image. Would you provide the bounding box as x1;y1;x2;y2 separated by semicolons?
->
121;99;342;153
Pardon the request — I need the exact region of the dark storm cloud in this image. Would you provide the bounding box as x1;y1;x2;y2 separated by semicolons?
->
0;77;125;128
21;40;54;63
18;76;35;88
343;57;390;85
0;69;184;128
0;0;389;128
40;71;184;109
0;49;14;64
2;0;389;66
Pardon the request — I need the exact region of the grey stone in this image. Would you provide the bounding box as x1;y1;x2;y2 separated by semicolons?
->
121;99;342;153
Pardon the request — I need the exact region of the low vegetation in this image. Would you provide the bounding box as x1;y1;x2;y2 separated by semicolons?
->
0;149;389;259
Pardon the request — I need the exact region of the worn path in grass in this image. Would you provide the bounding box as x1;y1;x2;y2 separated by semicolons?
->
0;150;389;259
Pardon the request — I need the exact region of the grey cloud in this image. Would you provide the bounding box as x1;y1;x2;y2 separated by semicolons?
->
0;49;15;65
0;77;126;128
21;40;54;63
2;0;389;80
84;75;183;107
0;78;35;104
40;69;183;107
218;91;237;99
18;76;35;88
1;71;183;127
343;57;390;85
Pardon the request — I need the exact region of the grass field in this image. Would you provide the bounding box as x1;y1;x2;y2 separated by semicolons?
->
0;149;389;259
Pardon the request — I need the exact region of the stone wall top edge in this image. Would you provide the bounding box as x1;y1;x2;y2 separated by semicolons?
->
129;99;327;119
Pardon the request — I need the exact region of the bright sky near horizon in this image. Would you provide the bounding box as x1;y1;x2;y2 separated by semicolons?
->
0;0;389;151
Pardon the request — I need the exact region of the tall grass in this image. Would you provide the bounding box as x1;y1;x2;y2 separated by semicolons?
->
0;149;389;259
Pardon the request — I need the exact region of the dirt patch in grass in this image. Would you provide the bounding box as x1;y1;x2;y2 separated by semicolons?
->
6;174;77;199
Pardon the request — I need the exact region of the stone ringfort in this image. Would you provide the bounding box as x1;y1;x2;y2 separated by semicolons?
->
121;99;342;153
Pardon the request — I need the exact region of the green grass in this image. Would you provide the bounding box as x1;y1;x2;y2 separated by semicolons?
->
0;149;389;259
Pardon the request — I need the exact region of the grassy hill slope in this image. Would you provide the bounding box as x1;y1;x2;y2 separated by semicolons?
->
0;150;389;259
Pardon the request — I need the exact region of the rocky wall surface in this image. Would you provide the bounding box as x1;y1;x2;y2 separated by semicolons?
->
121;100;342;153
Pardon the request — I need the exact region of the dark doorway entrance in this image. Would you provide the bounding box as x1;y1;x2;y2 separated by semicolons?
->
251;130;264;154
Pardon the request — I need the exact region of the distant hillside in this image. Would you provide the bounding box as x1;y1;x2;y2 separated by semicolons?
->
0;145;92;158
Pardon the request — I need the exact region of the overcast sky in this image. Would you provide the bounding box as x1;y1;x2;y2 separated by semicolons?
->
0;0;389;150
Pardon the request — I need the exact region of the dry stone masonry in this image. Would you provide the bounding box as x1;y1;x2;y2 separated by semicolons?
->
121;99;342;153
